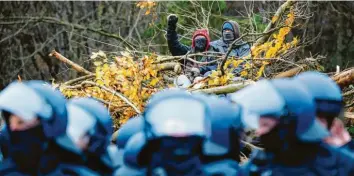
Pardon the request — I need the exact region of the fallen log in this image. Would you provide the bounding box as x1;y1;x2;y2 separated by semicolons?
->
332;68;354;88
49;50;93;75
273;64;307;78
273;65;354;89
190;80;254;95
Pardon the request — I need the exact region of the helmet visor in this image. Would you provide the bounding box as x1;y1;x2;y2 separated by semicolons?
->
145;97;207;137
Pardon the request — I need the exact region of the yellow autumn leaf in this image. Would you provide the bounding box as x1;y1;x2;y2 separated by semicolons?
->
120;51;131;58
271;15;278;24
256;64;266;80
145;10;151;15
150;78;159;86
241;70;248;77
94;61;102;66
97;79;104;86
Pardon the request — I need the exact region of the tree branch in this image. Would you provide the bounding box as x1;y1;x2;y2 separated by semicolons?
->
0;16;136;50
254;0;295;47
49;50;93;75
80;81;141;114
62;74;95;86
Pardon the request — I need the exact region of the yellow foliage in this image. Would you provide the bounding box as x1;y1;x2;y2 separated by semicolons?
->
136;1;157;16
60;52;163;126
250;8;298;80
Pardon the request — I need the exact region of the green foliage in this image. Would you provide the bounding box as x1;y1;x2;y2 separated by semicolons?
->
348;126;354;137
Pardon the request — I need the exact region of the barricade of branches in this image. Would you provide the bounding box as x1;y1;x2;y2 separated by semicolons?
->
52;1;354;131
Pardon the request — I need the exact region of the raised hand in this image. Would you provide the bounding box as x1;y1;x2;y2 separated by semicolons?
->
167;14;178;26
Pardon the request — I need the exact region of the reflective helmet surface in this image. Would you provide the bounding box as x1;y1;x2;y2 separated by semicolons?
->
230;79;329;142
143;90;210;138
69;98;113;155
116;115;144;150
0;80;68;138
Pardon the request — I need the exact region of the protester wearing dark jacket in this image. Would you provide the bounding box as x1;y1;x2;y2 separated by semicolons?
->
167;15;218;76
166;14;251;76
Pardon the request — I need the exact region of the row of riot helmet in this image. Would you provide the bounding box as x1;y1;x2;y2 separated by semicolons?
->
0;80;120;175
114;71;354;176
1;71;354;176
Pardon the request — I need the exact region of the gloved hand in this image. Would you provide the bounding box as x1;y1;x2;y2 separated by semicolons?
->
167;14;178;30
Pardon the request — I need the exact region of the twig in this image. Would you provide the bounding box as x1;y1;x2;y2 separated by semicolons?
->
80;81;141;114
94;97;130;109
49;50;93;75
62;74;95;86
154;52;224;63
241;140;264;151
111;130;119;143
344;89;354;97
345;101;354;108
0;16;136;50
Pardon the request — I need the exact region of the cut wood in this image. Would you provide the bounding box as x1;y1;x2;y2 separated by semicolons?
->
190;80;254;94
332;68;354;88
273;64;307;78
49;50;93;75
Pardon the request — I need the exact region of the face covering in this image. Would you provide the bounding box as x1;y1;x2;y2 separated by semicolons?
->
194;36;207;52
259;125;284;153
9;124;47;173
149;137;205;176
86;133;107;156
223;30;235;43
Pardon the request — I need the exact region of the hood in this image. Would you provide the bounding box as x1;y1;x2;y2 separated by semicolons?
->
222;21;241;40
191;29;211;52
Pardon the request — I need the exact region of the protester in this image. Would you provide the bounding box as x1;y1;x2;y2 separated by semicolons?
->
166;14;251;77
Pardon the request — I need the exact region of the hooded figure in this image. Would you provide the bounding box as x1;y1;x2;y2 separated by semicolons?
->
230;79;354;176
166;14;250;77
210;21;251;75
0;80;68;176
212;21;250;56
166;15;215;56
